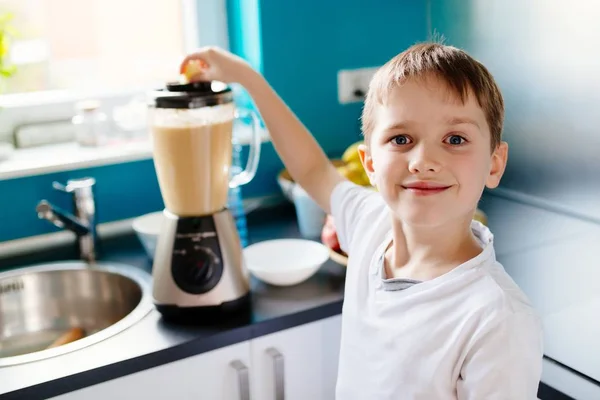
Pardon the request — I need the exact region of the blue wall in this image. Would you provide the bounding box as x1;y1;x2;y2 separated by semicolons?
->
258;0;427;156
228;0;428;202
0;0;427;243
0;160;164;242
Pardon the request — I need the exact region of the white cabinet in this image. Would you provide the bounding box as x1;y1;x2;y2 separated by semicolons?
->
50;315;342;400
51;341;252;400
250;315;342;400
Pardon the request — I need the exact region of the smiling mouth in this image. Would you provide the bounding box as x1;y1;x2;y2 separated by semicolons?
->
401;183;452;195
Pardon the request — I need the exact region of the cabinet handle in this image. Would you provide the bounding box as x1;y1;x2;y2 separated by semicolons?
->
266;347;285;400
230;359;250;400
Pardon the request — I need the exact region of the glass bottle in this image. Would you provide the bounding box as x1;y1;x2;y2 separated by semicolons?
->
72;100;109;147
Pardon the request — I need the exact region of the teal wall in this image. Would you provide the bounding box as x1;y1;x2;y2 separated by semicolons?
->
228;0;428;204
428;0;476;49
258;0;427;156
0;0;427;243
0;160;164;243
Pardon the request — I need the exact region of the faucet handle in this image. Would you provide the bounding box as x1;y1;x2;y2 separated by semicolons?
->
53;177;96;195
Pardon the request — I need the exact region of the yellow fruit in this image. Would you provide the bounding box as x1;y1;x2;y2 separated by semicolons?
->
338;161;370;186
355;166;371;186
341;141;363;165
336;165;349;180
345;162;365;185
336;165;357;185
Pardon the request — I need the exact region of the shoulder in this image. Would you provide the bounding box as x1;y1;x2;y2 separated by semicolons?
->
476;260;537;315
461;260;543;344
330;181;389;253
331;181;384;217
464;222;538;317
462;260;543;346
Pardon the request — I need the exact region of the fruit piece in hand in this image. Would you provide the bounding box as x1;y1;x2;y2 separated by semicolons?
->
321;214;341;253
180;59;208;83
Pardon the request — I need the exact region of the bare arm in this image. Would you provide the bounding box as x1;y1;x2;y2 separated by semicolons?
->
239;69;343;213
180;48;344;213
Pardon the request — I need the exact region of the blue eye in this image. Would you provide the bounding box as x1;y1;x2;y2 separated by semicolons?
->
392;135;412;145
445;135;466;145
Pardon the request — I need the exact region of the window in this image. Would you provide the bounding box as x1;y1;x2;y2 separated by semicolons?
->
1;0;192;94
0;0;229;145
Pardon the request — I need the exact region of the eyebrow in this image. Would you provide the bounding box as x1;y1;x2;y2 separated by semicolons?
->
381;122;413;132
381;118;480;132
446;117;480;129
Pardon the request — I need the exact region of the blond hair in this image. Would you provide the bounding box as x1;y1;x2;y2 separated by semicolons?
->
361;43;504;152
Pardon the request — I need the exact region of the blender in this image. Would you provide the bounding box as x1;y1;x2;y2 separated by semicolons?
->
148;80;261;323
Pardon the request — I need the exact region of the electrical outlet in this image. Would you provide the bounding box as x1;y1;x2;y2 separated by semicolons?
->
337;67;379;104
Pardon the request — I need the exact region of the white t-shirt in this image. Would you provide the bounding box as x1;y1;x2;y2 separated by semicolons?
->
330;181;544;400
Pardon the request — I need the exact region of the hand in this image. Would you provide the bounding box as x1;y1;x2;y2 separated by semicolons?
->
321;215;341;252
179;46;255;85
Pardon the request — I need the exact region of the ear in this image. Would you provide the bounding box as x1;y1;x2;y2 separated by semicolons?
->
486;141;508;189
358;143;376;186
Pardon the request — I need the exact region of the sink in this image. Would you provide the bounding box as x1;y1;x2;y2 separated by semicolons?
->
0;261;153;367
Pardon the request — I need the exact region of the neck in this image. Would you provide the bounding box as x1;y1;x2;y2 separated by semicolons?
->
385;212;483;281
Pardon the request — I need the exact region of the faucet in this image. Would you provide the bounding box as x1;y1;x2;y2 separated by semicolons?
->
36;177;98;263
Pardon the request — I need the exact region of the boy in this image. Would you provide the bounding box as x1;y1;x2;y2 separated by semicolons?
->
180;43;543;399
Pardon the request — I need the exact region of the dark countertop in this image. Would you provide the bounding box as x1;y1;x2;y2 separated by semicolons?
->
0;204;346;400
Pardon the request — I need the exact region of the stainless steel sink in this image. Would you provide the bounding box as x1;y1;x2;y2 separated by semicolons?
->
0;261;153;367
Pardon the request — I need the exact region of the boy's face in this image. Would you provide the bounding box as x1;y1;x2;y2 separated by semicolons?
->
359;77;508;227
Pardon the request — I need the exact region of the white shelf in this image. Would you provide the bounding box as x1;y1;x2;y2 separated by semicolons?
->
0;126;270;180
0;140;154;180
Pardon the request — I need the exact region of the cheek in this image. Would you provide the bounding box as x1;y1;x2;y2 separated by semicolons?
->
372;150;405;175
454;153;491;190
372;156;404;188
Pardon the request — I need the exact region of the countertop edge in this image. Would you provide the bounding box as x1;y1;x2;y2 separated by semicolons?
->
0;301;344;400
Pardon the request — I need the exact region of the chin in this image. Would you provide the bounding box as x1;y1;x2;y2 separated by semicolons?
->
394;199;465;224
393;207;447;227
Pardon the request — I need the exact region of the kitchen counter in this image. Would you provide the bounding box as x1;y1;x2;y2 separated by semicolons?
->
0;204;346;400
0;192;595;400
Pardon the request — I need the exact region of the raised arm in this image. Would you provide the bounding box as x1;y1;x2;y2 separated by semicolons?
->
180;48;344;213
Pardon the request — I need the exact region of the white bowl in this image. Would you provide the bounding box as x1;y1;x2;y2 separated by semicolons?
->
132;211;164;259
276;173;295;202
243;239;329;286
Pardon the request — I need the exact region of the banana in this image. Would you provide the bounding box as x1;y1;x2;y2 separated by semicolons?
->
341;141;363;165
337;161;369;186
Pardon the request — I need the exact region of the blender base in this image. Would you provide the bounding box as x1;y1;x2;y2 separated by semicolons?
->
155;292;252;326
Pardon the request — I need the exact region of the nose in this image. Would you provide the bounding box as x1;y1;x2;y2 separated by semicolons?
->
408;144;441;174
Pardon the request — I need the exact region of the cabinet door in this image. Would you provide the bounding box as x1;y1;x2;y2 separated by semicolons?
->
250;315;342;400
51;341;251;400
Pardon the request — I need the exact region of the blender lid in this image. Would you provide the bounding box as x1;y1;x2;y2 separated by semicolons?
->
149;80;233;109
